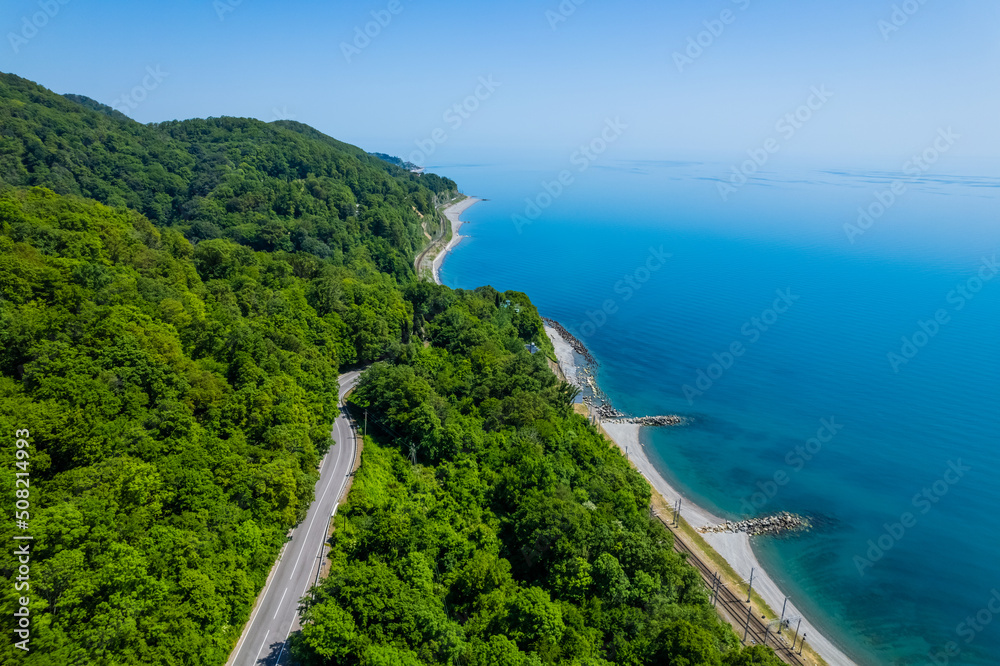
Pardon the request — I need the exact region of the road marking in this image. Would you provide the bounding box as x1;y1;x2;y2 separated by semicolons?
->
290;381;357;639
227;372;361;666
300;428;344;545
275;611;298;665
309;527;328;592
228;538;292;662
253;630;269;663
287;403;351;586
274;588;287;619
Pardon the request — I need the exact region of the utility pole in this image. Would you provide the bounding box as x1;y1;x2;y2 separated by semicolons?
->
779;596;789;630
799;634;807;655
791;618;802;650
746;567;755;602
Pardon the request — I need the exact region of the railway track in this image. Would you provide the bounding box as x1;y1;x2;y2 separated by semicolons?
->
655;513;810;666
413;208;446;277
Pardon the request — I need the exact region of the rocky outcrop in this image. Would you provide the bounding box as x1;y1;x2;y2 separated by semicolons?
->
698;512;811;537
608;415;684;426
542;318;596;365
544;318;684;429
585;400;623;419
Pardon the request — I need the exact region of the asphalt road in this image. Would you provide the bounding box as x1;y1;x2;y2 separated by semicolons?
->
227;369;364;666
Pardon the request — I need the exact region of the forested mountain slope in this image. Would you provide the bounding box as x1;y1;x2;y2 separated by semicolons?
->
0;74;782;666
0;72;454;278
292;293;784;666
0;186;416;663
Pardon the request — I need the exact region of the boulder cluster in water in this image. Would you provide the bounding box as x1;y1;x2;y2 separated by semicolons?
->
589;402;624;419
608;415;683;426
583;401;683;426
698;512;810;537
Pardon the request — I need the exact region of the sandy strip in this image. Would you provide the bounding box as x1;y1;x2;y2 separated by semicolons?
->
543;328;856;666
432;196;481;285
543;324;578;386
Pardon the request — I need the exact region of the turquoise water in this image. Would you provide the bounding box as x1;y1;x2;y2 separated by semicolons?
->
433;158;1000;665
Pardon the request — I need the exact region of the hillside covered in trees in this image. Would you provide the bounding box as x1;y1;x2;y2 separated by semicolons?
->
0;73;782;665
291;286;783;666
0;73;456;279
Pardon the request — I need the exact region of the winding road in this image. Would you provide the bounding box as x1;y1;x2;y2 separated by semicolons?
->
227;369;364;666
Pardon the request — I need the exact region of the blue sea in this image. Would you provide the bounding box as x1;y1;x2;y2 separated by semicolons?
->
431;156;1000;665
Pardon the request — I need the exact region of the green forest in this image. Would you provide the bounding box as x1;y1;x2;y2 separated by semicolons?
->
0;73;782;665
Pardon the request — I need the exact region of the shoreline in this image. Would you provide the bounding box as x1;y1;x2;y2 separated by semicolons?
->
432;196;481;285
544;326;856;666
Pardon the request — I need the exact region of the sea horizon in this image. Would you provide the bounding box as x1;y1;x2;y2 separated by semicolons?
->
433;156;1000;666
11;1;1000;662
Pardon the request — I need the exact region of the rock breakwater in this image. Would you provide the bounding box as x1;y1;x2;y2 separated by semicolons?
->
545;318;684;428
608;415;684;426
542;317;596;365
698;512;811;537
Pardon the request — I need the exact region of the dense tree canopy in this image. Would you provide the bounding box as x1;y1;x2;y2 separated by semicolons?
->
291;286;783;666
0;73;784;666
0;74;455;281
0;187;421;663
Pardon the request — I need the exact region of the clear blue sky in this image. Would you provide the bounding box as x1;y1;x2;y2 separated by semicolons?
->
2;0;998;168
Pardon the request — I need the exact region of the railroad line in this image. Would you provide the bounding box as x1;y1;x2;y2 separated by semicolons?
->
655;513;810;666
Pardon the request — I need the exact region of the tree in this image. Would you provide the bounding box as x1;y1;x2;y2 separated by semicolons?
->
722;644;786;666
651;619;723;666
